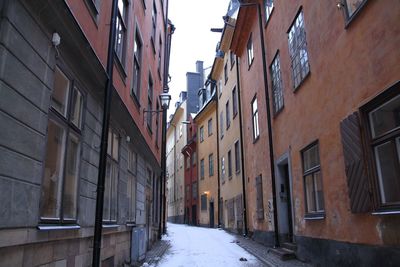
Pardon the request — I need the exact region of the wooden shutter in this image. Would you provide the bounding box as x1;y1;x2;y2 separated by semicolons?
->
255;175;264;219
340;112;372;213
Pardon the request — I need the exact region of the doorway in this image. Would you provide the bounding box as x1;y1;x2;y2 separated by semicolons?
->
277;157;294;243
192;204;197;225
209;202;214;228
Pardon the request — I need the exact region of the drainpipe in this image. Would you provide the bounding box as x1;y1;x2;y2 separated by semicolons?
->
239;0;279;248
92;0;118;266
235;56;248;237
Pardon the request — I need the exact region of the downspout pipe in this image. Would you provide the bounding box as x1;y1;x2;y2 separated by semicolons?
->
92;0;118;265
239;0;279;248
213;83;221;228
235;56;248;237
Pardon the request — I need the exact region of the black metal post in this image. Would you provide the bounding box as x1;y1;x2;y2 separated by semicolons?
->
92;0;118;265
159;107;167;239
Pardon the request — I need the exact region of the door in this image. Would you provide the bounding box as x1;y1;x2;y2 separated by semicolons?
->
283;164;293;242
192;205;197;225
209;202;214;228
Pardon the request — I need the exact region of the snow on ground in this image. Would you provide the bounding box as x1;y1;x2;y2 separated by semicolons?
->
155;223;262;267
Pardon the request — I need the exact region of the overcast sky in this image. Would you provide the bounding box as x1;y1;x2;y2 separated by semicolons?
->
167;0;230;116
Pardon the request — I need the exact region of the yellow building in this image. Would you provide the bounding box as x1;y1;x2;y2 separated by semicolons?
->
209;16;247;234
194;90;218;227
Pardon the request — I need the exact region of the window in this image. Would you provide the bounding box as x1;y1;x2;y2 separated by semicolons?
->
200;158;205;179
226;100;230;129
302;142;324;216
230;51;236;68
224;63;228;84
264;0;274;22
151;1;157;45
85;0;101;21
220;111;224;139
155;102;159;147
158;36;162;78
255;175;264;219
247;34;254;67
342;0;368;20
288;10;310;89
192;182;197;199
147;75;154;131
208;118;213;136
228;150;232;177
127;148;137;222
115;0;128;63
235;141;240;173
132;30;142;101
270;53;284;114
200;126;204;142
221;157;226;181
252;97;260;140
40;67;83;222
362;85;400;208
201;194;207;210
209;154;214;176
179;124;183;137
104;129;120;222
232;87;238;118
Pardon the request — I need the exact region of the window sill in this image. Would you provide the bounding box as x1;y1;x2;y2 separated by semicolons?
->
273;107;284;118
37;225;81;231
372;210;400;216
233;113;238;120
293;72;311;93
131;93;141;109
253;136;260;144
344;0;369;29
304;213;325;220
126;222;136;227
264;9;275;28
102;224;120;229
248;59;254;71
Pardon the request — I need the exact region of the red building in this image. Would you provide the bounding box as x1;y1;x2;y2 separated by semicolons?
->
182;116;198;225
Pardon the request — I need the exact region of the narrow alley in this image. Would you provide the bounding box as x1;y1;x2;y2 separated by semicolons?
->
143;223;311;267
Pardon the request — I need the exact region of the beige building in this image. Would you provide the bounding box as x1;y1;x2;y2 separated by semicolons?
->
209;17;247;234
194;89;219;227
166;100;187;223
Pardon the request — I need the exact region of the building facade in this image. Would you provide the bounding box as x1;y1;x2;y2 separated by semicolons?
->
0;0;171;265
194;88;219;228
228;0;400;265
182;116;198;225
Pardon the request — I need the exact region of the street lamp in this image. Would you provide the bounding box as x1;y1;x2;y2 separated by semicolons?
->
160;92;172;109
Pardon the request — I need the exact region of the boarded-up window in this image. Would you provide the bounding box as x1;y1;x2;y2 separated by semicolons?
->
256;175;264;219
228;199;235;223
340;112;371;213
235;194;243;228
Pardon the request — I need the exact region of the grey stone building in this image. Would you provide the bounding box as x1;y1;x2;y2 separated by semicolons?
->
0;0;169;266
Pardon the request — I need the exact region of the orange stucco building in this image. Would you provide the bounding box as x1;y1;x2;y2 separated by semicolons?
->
229;0;400;265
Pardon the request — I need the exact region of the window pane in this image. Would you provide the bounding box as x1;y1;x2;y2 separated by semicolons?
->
111;164;118;221
107;129;112;156
71;87;83;129
305;174;316;212
303;144;320;171
374;141;400;204
369;95;400;138
103;161;112;220
112;132;119;161
118;0;126;19
41;120;66;218
63;133;80;219
314;171;324;211
52;68;70;117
